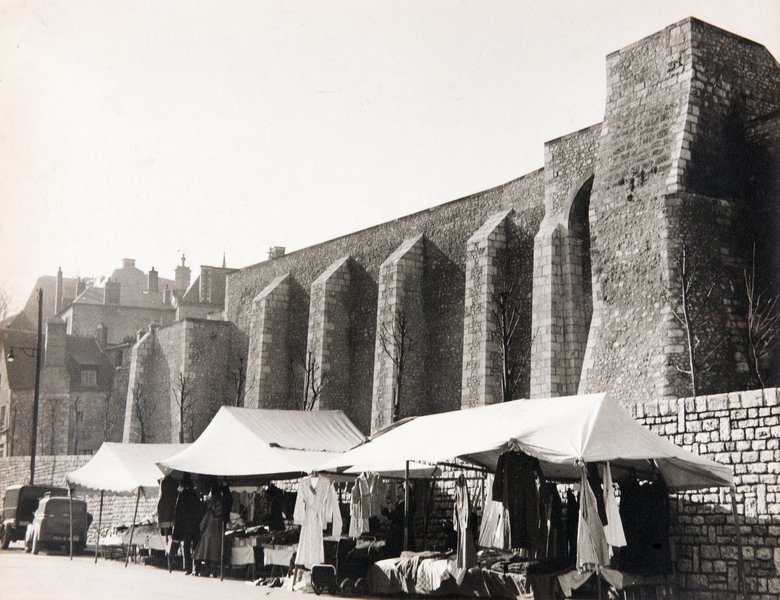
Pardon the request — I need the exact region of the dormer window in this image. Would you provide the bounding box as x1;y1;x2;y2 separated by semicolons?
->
80;368;98;387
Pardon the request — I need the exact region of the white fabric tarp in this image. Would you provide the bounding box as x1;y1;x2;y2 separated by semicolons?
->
157;406;365;480
321;393;732;490
66;442;189;494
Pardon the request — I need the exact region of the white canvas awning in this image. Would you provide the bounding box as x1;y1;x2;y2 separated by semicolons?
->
320;393;732;490
66;442;189;494
157;406;366;481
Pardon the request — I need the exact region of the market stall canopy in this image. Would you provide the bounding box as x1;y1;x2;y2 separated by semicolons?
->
66;442;189;494
157;406;366;481
321;393;732;490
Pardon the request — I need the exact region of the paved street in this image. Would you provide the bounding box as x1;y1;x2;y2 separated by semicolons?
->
0;543;370;600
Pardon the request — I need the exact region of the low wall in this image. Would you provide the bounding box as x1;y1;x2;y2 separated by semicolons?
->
630;387;780;600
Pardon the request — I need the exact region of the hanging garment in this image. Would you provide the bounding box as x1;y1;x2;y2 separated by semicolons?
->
615;475;672;575
478;474;511;549
349;475;372;537
293;475;343;568
156;475;178;534
538;481;564;559
576;467;609;569
451;475;477;584
599;463;626;548
565;489;579;562
492;450;541;554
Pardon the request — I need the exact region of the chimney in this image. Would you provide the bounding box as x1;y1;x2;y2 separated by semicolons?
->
163;285;172;305
44;317;67;368
55;267;63;313
95;324;108;349
77;278;86;296
148;267;159;293
104;279;121;305
122;258;136;268
268;246;286;260
175;254;191;292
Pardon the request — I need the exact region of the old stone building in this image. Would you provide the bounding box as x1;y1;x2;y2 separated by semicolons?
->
0;256;234;456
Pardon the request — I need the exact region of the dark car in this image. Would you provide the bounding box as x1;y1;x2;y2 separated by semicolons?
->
25;495;92;554
1;484;68;549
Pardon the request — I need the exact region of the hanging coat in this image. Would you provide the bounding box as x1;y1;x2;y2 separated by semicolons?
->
451;475;477;584
576;467;609;569
293;475;343;568
599;463;627;548
478;474;510;550
492;450;541;553
349;475;372;538
157;475;178;533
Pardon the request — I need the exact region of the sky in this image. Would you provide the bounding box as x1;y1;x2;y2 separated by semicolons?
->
1;0;779;314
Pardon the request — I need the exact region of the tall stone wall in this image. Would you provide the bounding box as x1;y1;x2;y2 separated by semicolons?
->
631;387;780;600
579;18;780;404
531;125;600;398
123;320;236;443
226;173;545;433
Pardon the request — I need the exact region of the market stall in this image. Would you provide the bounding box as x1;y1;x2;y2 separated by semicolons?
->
157;406;366;581
65;442;189;565
321;393;734;599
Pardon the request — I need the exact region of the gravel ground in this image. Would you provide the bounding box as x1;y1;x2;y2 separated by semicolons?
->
0;543;374;600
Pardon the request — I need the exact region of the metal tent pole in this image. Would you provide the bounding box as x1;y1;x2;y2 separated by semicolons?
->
94;491;104;563
219;520;225;581
69;487;74;560
125;487;141;567
730;485;746;600
403;460;410;551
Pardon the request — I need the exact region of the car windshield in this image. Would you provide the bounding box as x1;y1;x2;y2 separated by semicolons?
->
42;499;87;518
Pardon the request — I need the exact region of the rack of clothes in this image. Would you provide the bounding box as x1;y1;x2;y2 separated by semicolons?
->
366;451;676;600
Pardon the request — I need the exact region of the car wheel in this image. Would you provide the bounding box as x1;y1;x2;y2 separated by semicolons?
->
0;525;9;550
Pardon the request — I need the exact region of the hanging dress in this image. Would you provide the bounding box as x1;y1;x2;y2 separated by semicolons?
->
478;474;511;549
599;462;627;549
293;475;343;568
451;475;477;584
576;467;609;570
349;474;372;538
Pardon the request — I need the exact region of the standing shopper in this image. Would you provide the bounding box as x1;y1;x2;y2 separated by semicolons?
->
170;474;200;575
194;480;224;576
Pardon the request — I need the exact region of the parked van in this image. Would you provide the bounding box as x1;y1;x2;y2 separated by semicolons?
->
25;495;92;554
1;485;67;549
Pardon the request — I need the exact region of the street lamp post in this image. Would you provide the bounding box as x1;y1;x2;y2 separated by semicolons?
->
6;289;43;484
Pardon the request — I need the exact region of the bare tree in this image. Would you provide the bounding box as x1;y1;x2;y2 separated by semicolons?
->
744;246;780;388
102;381;118;442
132;383;151;443
490;281;532;401
173;372;193;443
288;350;328;411
227;352;252;407
662;243;722;396
379;309;413;422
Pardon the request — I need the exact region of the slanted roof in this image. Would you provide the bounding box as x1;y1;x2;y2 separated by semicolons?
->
321;393;732;491
66;442;189;494
158;407;366;482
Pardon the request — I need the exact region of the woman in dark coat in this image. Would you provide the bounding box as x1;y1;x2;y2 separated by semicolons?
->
170;474;201;575
193;481;224;576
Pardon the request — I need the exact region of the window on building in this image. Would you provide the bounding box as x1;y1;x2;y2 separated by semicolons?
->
0;406;6;429
80;368;98;387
